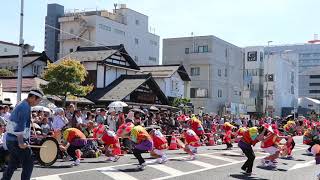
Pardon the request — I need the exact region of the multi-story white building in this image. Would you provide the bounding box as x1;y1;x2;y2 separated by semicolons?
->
263;51;299;116
163;36;244;115
243;46;265;115
299;66;320;99
0;41;20;56
56;4;159;65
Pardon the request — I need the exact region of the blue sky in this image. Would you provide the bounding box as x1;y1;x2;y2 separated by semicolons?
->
0;0;319;53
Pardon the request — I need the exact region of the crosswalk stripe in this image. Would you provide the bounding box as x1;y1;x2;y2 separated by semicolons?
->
148;164;184;175
97;167;138;180
187;160;216;168
288;160;315;171
200;154;238;163
34;175;62;180
222;151;243;156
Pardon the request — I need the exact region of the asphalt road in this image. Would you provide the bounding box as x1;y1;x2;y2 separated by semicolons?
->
1;136;319;180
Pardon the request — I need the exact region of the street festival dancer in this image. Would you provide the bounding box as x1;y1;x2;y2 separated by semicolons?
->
2;89;44;180
149;128;168;164
59;128;87;166
223;122;235;150
260;124;280;167
238;126;266;176
181;128;201;160
94;125;121;162
130;125;153;170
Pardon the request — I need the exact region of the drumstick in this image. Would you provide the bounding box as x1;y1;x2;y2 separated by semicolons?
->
29;145;47;148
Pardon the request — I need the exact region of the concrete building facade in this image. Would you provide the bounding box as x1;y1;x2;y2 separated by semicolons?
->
299;66;320;99
163;36;244;115
0;41;20;56
263;52;299;116
57;4;159;65
44;3;64;61
243;46;265;115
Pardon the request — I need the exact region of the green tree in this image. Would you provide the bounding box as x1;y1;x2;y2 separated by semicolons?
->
172;97;191;107
0;69;14;77
41;59;93;107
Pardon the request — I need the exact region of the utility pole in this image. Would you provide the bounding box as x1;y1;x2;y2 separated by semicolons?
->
17;0;24;103
264;41;273;117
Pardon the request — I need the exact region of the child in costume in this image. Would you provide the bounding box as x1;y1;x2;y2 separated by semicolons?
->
187;115;206;143
94;125;121;162
130;125;153;170
117;122;135;153
181;128;201;160
223;122;235;150
303;122;320;155
149;129;168;164
260;124;280;167
238;126;266;175
282;121;297;159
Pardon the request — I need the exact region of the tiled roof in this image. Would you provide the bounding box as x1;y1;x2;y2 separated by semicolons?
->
0;51;51;70
138;64;191;81
0;40;19;47
0;77;47;92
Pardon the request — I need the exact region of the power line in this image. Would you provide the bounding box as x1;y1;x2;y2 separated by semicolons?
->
45;23;133;57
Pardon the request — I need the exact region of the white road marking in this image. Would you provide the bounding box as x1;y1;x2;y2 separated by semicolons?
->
32;145;307;180
288;160;315;171
200;154;237;163
97;167;138;180
187;160;216;168
148;164;184;175
35;175;62;180
222;151;244;156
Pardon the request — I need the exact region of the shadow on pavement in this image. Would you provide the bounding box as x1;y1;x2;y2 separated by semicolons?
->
37;165;73;169
222;154;244;157
120;168;142;172
229;174;269;180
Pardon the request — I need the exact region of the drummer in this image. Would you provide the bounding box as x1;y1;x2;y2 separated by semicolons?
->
59;128;87;166
2;89;44;180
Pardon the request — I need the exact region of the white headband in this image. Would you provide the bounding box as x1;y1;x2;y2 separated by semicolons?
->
29;90;43;98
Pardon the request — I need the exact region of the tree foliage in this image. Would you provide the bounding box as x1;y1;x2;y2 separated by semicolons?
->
41;59;93;106
0;69;14;77
172;97;191;107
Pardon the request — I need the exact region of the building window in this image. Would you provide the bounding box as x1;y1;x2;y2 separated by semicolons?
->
309;90;320;94
310;83;320;86
225;68;227;77
218;69;221;77
148;57;157;61
134;38;139;45
198;45;208;53
260;52;264;61
266;74;274;81
70;28;74;34
134;56;139;62
291;72;294;83
247;51;258;61
114;29;125;36
150;40;157;46
185;48;189;54
69;49;73;53
190;67;200;76
98;24;111;31
218;89;222;98
310;75;320;79
32;65;41;75
291;85;294;94
190;88;208;98
4;48;7;52
135;19;140;25
225;48;228;58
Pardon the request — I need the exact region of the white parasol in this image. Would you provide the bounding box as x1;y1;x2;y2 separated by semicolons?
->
32;106;51;113
108;101;128;108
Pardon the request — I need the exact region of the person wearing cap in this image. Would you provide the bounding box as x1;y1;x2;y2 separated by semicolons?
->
2;89;44;180
0;121;9;172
